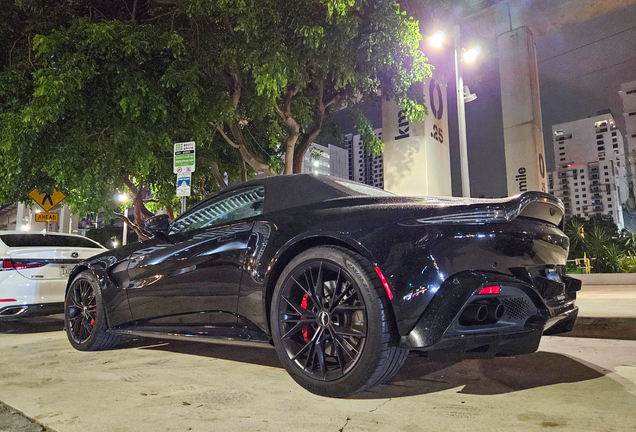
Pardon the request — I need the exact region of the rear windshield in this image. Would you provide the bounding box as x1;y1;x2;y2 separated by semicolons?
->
0;234;102;249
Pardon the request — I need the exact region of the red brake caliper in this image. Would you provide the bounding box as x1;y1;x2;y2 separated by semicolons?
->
301;294;311;343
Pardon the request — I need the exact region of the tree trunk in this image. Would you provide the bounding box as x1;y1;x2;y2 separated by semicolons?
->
165;205;175;221
284;134;300;175
114;213;150;241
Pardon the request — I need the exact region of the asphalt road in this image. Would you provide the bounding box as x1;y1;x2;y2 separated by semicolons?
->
1;316;635;432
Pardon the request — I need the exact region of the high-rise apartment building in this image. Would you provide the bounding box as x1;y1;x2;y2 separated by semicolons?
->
300;143;349;179
548;111;627;229
620;80;636;173
344;128;384;189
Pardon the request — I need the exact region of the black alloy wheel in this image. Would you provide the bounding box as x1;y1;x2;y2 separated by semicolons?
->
66;278;97;344
271;246;408;397
277;260;367;381
64;270;121;351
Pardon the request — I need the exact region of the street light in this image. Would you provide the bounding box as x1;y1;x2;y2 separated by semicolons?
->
114;192;130;246
429;30;447;48
428;25;480;198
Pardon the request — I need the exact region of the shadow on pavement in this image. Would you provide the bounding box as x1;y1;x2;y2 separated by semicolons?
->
0;314;65;334
4;318;605;399
127;337;284;369
119;337;606;398
353;351;606;399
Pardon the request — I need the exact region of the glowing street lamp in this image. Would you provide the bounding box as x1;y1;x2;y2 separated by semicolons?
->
463;46;481;63
429;30;447;48
428;25;480;198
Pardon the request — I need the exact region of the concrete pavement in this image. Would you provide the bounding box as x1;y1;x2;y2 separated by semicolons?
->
569;284;636;339
0;316;635;432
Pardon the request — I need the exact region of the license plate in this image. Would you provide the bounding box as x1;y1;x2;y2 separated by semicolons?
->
60;266;73;277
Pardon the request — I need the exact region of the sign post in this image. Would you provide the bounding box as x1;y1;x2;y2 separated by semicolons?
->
174;142;195;213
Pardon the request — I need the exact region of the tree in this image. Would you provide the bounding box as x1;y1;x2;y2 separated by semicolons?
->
1;0;432;235
179;0;431;174
0;0;247;234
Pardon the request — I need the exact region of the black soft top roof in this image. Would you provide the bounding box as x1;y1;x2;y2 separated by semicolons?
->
198;174;394;215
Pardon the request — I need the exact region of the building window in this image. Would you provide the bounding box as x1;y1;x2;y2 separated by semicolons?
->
575;195;580;198
612;132;617;136
576;201;580;205
583;194;587;197
614;144;619;148
596;134;603;139
580;169;584;173
597;140;604;145
629;112;636;116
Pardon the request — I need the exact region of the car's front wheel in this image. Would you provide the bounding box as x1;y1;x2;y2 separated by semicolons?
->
270;246;408;397
64;270;121;351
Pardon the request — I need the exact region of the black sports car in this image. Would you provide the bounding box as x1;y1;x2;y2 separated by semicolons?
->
64;174;580;397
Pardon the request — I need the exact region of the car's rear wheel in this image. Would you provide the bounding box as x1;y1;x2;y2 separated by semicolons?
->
270;246;408;397
64;270;121;351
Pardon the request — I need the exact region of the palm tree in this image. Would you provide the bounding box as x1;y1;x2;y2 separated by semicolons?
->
622;231;636;255
564;217;586;259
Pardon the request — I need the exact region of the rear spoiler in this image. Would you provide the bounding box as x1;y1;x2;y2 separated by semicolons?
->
415;192;565;227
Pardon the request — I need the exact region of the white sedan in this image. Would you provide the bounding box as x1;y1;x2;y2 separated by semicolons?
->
0;231;106;320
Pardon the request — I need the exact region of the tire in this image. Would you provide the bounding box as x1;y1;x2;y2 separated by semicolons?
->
270;246;408;397
64;270;121;351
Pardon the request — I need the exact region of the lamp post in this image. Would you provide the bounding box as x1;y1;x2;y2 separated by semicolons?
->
115;193;129;246
429;25;480;198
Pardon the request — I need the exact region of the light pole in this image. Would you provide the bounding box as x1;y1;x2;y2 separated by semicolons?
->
429;26;480;197
115;193;129;246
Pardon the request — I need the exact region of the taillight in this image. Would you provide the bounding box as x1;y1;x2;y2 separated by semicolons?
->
478;285;501;295
1;259;44;271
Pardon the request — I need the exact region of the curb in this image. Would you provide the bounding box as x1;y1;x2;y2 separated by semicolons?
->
558;317;636;340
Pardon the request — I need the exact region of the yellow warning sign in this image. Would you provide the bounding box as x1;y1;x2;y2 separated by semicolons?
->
35;213;59;223
28;189;66;212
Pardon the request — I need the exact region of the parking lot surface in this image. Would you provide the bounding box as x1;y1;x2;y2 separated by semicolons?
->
1;316;635;432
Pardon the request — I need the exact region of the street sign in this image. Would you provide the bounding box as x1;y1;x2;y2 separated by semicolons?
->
28;189;66;212
174;141;196;174
35;213;58;223
176;173;191;197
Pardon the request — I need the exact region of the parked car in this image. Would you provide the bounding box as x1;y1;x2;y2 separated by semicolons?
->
0;231;105;320
63;174;580;397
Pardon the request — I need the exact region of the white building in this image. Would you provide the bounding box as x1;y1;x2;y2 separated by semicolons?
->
344;128;384;189
619;80;636;174
548;112;627;229
300;143;348;179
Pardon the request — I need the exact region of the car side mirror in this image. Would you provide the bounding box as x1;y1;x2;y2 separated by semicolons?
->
145;214;171;237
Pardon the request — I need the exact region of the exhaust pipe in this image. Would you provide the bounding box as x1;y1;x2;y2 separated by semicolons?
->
460;303;488;324
0;306;28;317
487;303;505;321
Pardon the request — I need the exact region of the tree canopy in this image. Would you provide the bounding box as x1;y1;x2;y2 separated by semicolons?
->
0;0;432;231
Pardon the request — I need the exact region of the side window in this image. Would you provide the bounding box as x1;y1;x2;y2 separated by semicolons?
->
169;186;265;234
